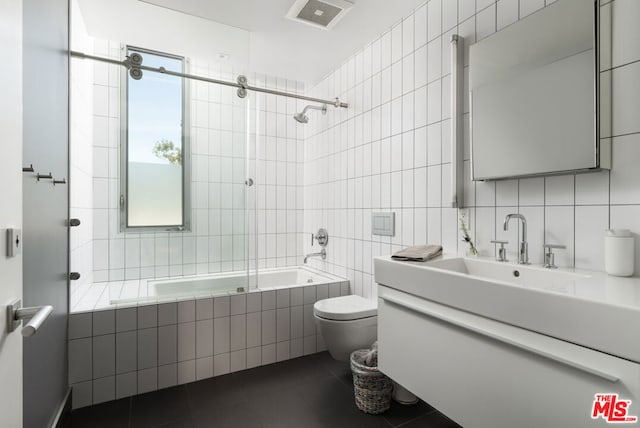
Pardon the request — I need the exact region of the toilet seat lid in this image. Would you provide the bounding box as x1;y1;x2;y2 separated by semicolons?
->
313;295;377;321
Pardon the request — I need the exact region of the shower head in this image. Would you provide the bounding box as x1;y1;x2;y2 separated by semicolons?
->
293;104;327;124
293;112;309;123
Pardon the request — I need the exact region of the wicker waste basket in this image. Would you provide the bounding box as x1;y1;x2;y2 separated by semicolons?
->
350;347;392;415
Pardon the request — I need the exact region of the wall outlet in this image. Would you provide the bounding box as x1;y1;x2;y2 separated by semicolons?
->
6;228;21;257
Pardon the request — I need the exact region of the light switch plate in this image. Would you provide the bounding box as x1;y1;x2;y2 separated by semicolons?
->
372;212;395;236
7;228;21;257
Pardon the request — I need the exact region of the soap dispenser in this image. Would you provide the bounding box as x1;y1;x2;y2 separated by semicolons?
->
604;229;635;277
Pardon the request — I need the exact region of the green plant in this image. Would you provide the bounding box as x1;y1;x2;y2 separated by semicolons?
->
152;139;182;165
459;210;478;256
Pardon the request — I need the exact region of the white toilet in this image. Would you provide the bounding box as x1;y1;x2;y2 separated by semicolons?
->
314;294;419;405
313;295;378;362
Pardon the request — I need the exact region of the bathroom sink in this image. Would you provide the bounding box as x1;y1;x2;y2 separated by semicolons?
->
374;255;640;363
424;256;590;293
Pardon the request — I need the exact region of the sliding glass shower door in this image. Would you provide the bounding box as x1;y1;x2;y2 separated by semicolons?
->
195;70;250;289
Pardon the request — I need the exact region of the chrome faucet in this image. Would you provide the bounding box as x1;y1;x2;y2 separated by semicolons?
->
305;228;329;263
304;249;326;264
503;214;529;265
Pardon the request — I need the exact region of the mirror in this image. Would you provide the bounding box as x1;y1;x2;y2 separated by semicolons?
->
469;0;608;181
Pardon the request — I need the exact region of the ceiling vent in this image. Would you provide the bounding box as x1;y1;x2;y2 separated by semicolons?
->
286;0;354;30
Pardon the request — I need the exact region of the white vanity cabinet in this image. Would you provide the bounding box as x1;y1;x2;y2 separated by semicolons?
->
378;286;640;428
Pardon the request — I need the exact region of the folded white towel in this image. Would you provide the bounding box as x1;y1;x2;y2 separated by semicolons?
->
391;245;443;262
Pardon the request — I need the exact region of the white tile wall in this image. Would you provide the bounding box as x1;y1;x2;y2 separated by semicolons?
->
70;9;95;306
69;281;346;408
247;75;306;270
303;0;640;297
76;41;306;283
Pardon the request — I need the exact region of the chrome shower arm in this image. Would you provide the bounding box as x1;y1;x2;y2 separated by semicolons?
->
301;104;327;115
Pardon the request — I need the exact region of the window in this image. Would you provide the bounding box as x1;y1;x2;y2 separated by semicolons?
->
120;46;190;231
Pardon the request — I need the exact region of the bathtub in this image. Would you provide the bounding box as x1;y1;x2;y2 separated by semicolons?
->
71;267;350;409
109;266;343;305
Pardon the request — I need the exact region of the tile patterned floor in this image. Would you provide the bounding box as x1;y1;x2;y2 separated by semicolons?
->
65;352;461;428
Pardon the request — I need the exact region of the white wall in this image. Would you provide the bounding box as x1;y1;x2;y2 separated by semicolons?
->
70;0;94;304
248;75;306;270
0;1;23;426
303;0;640;299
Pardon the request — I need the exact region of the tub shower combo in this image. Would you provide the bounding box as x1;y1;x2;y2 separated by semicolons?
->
67;47;353;409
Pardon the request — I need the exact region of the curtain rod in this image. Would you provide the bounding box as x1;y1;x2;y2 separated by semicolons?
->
70;50;349;109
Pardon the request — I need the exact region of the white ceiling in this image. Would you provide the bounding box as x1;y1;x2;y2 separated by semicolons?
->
139;0;425;85
77;0;250;74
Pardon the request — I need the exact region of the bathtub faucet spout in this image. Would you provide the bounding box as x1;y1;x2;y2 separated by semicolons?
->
304;249;326;264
